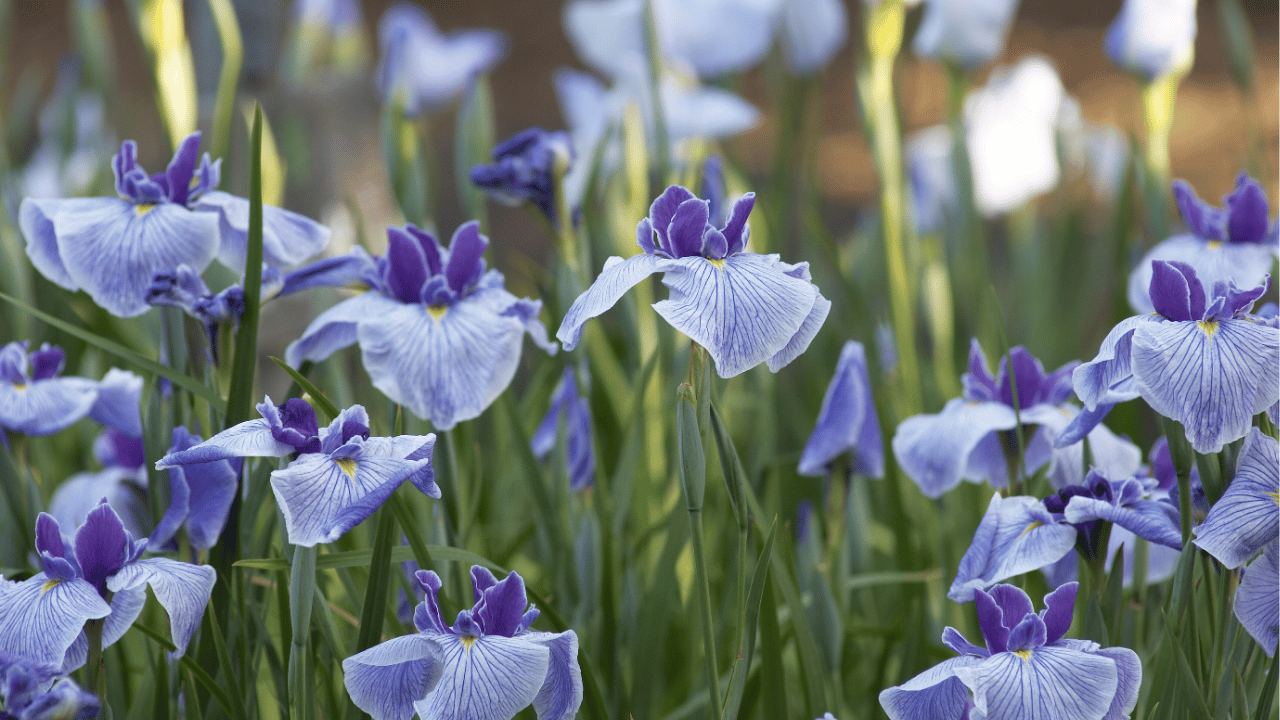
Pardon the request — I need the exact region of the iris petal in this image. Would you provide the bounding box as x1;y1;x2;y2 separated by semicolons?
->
523;631;583;720
156;418;293;467
892;399;1018;498
798;340;884;478
415;633;550;720
956;646;1118;720
18;198;82;289
0;377;98;436
342;633;439;720
949;494;1077;603
1094;646;1142;720
1126;235;1276;315
286;291;406;367
652;254;819;378
556;254;662;351
88;368;144;438
1131;318;1280;453
1234;540;1278;657
1193;428;1280;568
193;191;330;271
62;585;148;672
766;292;832;374
1073;314;1161;410
1064;495;1182;549
878;655;983;720
106;558;216;657
0;575;110;668
1032;403;1142;490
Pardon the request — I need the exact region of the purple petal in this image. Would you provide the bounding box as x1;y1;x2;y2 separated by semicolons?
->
87;368;143;438
798;340;884;478
28;346;64;381
1193;428;1280;568
342;633;438;720
1093;646;1143;720
941;626;989;658
720;193;755;256
470;566;500;603
962;339;998;402
1173;180;1225;240
36;514;68;562
278;249;378;298
73;503;131;594
974;588;1010;654
1005;613;1048;653
475;571;530;638
165;132;202;206
1040;581;1078;645
444;221;488;295
384;226;431;304
988;584;1035;632
1065;495;1183;550
892;399;1018;498
523;630;584;720
878;656;982;720
996;347;1046;410
413;570;449;635
635;217;657;255
649;186;698;254
1149;260;1205;322
1225;174;1271;244
666;198;710;258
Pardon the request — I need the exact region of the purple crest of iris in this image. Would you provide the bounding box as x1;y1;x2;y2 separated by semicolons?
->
376;3;506;116
0;342;143;439
531;367;595;493
147;264;285;363
156;397;436;547
18;132;328;317
469;128;574;226
148;427;241;552
284;222;557;431
0;504;216;673
892;340;1141;499
797;340;884;479
1127;173;1279;314
880;582;1142;720
557;185;831;378
0;654;100;720
49;429;151;542
1054;469;1183;553
343;565;582;720
1193;428;1279;570
1073;261;1280;454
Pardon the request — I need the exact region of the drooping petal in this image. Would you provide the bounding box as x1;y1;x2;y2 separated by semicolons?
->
285;291;406;367
87;368;143;438
1194;428;1280;568
1234;540;1278;657
342;633;440;720
948;494;1077;603
766;292;832;374
522;631;583;720
561;0;645;81
1073;314;1163;410
878;655;984;720
269;444;430;546
557;254;663;351
1131;318;1280;454
1064;495;1183;550
18;198;83;290
151;427;240;551
1092;646;1142;720
0;377;98;436
892;399;1018;498
0;575;110;668
278;248;378;297
415;633;550;720
63;584;149;671
105;558;216;657
798;340;884;479
652;254;819;378
956;646;1119;720
192;191;330;271
155;418;293;468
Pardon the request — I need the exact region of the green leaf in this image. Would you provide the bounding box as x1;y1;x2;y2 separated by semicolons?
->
0;291;225;411
1161;609;1212;720
352;505;397;656
844;569;942;590
235;544;503;572
722;516;776;720
677;390;706;512
454;76;494;228
203;604;248;719
225;102;264;427
709;404;747;531
270;356;338;422
131;620;238;719
206;0;242;164
758;573;788;720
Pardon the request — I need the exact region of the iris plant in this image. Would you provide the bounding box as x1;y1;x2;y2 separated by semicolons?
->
343;566;581;720
285;222;557;430
532;367;595;492
797;340;884;479
156;397;435;547
0;342;142;439
881;583;1141;720
48;429;150;542
1073;261;1279;454
557;184;829;378
148;427;240;552
1127;174;1278;314
18;132;327;317
0;503;216;672
0;654;99;720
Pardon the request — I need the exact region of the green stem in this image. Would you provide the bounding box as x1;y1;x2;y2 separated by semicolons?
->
641;0;670;186
1161;417;1195;544
689;510;725;720
288;544;317;720
84;615;107;698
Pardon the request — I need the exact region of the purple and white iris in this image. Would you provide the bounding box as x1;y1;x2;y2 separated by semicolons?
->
146;264;285;361
880;583;1141;720
156;397;435;547
284;222;557;430
18;132;328;317
0;653;99;720
912;0;1021;71
892;340;1140;499
1127;174;1278;314
532;367;596;493
797;340;884;479
470;128;574;226
376;4;505;116
557;185;830;378
1104;0;1196;81
0;342;142;439
343;566;582;720
1074;261;1279;454
0;504;216;672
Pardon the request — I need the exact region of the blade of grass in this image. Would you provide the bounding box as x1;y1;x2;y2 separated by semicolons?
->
132;620;239;719
722;516;776;720
270;356;338;421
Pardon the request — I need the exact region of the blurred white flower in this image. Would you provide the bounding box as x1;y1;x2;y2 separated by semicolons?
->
375;3;506;115
778;0;848;75
1105;0;1197;81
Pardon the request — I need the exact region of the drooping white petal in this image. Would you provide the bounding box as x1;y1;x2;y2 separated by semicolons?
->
557;254;662;351
286;291;406;367
0;377;98;436
522;631;583;720
892;399;1018;498
193;191;332;271
956;646;1118;720
342;633;440;720
879;656;983;720
106;558;216;657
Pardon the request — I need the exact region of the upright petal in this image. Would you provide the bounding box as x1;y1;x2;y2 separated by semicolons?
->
892;399;1018;498
73;503;132;595
956;646;1118;720
474;571;529;638
193;191;331;271
1234;540;1278;657
1039;582;1078;645
1194;428;1280;568
286;291;405;366
0;377;98;436
1126;235;1275;315
948;494;1077;603
653;254;818;378
522;631;583;720
798;340;884;479
879;656;983;720
155;418;293;467
556;254;662;351
1131;318;1280;453
342;633;440;720
415;633;550;720
443;221;489;296
105;558;216;657
0;575;110;668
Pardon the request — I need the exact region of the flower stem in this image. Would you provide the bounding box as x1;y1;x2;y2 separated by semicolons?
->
689;510;724;720
288;543;317;720
85;615;106;698
1160;417;1195;544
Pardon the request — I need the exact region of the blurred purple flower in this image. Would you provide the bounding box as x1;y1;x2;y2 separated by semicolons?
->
470;128;574;225
531;367;595;493
148;427;240;552
0;654;99;720
376;4;505;115
1105;0;1196;80
49;429;150;542
912;0;1020;71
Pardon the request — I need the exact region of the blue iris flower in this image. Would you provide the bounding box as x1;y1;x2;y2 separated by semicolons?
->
1073;261;1280;454
0;654;99;720
376;4;506;116
893;340;1141;499
0;504;216;672
557;185;830;378
0;342;142;439
156;397;436;547
912;0;1021;71
797;340;884;479
531;367;595;493
881;582;1142;720
344;565;581;720
469;128;574;226
18;132;328;317
1127;174;1278;314
284;222;557;430
1193;428;1278;569
1104;0;1196;81
149;427;241;552
49;429;151;542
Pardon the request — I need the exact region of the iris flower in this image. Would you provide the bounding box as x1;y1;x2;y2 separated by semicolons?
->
0;504;216;672
343;566;582;720
284;222;557;430
49;429;150;542
1235;540;1278;657
1193;428;1279;569
912;0;1020;71
0;654;99;720
1127;174;1278;314
148;427;240;552
893;340;1139;499
797;340;884;479
532;367;595;492
1074;261;1280;454
469;128;574;225
557;185;829;378
0;342;142;438
18;132;328;317
376;4;505;116
1105;0;1196;80
156;397;435;547
880;583;1141;720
